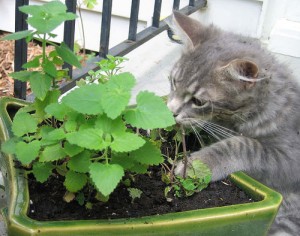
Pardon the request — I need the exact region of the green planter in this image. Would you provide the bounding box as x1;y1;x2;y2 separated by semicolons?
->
0;97;282;236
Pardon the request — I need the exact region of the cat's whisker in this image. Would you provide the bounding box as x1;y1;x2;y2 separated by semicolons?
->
190;119;232;138
189;123;206;147
191;120;222;141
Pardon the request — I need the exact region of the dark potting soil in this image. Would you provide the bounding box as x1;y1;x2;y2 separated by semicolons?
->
27;131;257;221
28;170;256;221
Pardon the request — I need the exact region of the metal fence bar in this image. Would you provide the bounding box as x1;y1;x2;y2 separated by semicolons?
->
59;0;207;94
99;0;113;58
152;0;162;28
173;0;180;10
128;0;140;41
14;0;29;99
63;0;77;78
16;0;207;98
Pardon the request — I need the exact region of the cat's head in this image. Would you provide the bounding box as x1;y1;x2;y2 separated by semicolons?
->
168;12;271;126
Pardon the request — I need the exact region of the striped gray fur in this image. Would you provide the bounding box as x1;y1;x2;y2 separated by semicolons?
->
168;12;300;235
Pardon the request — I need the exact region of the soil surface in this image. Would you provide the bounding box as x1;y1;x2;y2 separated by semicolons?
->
28;169;256;221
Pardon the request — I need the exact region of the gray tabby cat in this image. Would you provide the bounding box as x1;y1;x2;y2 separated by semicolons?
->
168;12;300;236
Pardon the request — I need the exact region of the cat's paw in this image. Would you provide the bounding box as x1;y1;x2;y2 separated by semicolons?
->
174;152;201;177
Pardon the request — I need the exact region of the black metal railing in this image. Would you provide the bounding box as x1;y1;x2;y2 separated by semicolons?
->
14;0;207;100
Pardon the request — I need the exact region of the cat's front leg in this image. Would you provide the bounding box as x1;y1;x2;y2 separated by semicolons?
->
175;136;264;181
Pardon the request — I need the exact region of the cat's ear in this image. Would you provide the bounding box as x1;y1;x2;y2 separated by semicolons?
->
219;59;260;88
170;11;204;50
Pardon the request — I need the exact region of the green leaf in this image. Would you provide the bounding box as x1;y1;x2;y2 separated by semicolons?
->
94;115;125;134
187;160;212;181
43;128;66;142
129;140;163;165
22;56;41;69
64;170;87;193
128;188;143;203
64;119;78;132
9;71;37;82
19;5;46;16
0;30;33;41
12;112;38;137
101;72;135;119
43;59;57;78
45;102;71;121
124;91;176;129
40;143;66;162
20;2;76;34
111;153;135;169
32;162;54;183
15;140;41;165
111;132;145;152
56;42;81;68
29;73;52;100
66;129;108;150
35;90;61;121
1;138;19;154
43;1;67;14
89;163;124;197
64;142;83;157
62;84;104;115
67;151;91;173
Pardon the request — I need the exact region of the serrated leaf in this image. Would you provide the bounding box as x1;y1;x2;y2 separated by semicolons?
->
43;59;57;78
15;140;41;165
56;42;81;68
62;84;104;115
35;90;61;121
101;72;135;119
12;112;38;137
32;162;54;183
187;160;212;181
45;102;71;121
9;71;37;82
89;163;124;197
124;91;175;129
111;132;145;152
44;128;66;141
1;138;19;154
40;143;66;162
64;142;83;157
66;129;108;150
30;72;52;100
111;153;135;169
94;115;125;134
128;188;143;203
0;30;34;41
68;151;91;173
64;170;87;192
129;140;163;165
22;56;41;69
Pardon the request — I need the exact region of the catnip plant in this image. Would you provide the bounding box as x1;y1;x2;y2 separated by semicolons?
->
1;1;177;205
1;1;211;206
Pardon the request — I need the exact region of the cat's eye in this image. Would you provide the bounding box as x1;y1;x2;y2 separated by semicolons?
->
191;97;207;107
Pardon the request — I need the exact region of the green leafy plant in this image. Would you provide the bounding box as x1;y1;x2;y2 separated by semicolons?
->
1;2;176;205
84;55;128;84
1;1;211;209
161;127;212;200
2;65;175;202
0;0;81;107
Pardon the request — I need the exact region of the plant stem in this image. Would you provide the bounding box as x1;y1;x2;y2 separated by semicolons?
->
42;34;46;63
180;125;188;179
